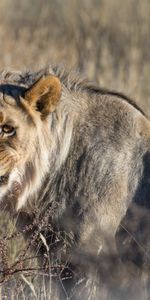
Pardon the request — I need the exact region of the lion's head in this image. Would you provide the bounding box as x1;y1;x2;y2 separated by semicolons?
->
0;75;61;211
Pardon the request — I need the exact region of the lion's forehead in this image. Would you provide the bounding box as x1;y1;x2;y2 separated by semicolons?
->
0;98;26;125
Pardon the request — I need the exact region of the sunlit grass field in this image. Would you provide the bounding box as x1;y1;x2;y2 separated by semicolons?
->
0;0;150;115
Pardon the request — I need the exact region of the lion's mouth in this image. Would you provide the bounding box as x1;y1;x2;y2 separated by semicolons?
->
0;174;9;185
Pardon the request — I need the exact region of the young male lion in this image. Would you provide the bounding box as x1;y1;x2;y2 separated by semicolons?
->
0;65;149;299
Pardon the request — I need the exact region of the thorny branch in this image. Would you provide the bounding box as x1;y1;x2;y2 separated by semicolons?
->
0;204;73;286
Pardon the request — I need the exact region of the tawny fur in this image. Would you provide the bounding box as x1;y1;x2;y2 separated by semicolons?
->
0;65;149;299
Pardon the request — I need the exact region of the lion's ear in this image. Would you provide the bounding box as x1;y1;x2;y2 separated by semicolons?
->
24;75;61;116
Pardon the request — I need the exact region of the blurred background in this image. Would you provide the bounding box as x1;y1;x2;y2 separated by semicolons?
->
0;0;150;115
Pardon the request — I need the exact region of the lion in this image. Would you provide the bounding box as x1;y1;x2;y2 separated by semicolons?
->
0;65;149;299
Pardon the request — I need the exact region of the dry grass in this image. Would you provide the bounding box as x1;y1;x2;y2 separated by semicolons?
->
0;0;149;299
0;0;150;114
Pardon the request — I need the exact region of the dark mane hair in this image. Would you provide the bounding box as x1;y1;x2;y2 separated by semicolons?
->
0;65;145;116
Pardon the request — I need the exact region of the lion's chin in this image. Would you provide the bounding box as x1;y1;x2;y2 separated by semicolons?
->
0;174;9;185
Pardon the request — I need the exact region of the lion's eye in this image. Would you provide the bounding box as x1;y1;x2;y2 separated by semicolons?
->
2;125;16;136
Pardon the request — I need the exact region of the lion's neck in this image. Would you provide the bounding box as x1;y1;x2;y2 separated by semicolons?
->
16;107;74;212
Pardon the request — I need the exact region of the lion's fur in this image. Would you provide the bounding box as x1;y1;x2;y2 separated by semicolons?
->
0;65;149;298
